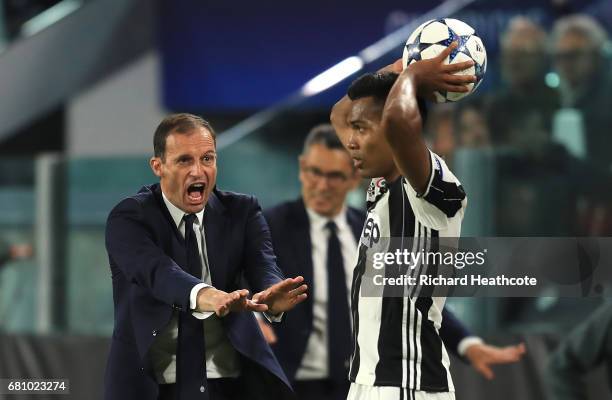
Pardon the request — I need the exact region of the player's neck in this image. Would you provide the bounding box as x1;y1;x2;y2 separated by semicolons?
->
383;169;401;184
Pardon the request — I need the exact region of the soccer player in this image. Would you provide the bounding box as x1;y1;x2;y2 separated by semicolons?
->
330;43;473;400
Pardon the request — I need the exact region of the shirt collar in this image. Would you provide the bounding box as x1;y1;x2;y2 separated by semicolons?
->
305;206;348;232
162;192;205;228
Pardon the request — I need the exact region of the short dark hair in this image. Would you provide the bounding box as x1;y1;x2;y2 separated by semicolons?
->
347;72;399;102
302;124;345;154
153;113;216;159
347;71;428;120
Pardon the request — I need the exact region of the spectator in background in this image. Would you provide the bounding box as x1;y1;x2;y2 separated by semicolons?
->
455;100;491;150
487;17;559;152
552;14;612;170
425;104;456;163
0;238;33;270
426;101;490;167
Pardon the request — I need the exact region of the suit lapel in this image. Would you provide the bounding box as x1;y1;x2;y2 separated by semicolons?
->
203;190;229;290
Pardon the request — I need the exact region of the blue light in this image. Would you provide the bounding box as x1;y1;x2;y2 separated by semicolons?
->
545;72;560;88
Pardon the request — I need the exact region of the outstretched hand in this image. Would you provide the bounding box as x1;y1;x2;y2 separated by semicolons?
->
404;41;476;101
251;276;308;315
196;288;268;317
465;342;527;380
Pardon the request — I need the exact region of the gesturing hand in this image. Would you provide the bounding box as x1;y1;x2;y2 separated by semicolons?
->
465;342;527;380
251;276;308;315
196;287;268;317
405;41;476;101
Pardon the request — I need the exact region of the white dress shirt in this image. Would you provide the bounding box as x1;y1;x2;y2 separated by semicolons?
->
295;207;357;380
149;193;240;384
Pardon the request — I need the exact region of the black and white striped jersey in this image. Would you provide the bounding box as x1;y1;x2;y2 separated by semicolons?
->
349;150;467;391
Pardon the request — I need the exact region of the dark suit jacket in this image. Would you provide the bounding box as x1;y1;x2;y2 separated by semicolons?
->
264;198;472;381
104;183;292;400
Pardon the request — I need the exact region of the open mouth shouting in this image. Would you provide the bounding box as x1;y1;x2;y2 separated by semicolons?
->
186;182;206;205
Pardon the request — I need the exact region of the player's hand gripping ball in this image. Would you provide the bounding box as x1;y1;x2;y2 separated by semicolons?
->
403;18;487;103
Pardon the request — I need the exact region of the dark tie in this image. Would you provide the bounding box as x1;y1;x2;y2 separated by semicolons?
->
326;221;351;382
177;214;208;399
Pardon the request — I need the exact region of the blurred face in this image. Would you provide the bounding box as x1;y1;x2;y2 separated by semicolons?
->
299;143;359;218
458;108;490;147
150;127;217;214
346;97;399;181
554;32;600;89
429;112;455;158
501;32;547;88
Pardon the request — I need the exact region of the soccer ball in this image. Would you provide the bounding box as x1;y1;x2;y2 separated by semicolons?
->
402;18;487;103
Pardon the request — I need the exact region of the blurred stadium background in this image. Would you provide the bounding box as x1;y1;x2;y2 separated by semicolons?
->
0;0;611;398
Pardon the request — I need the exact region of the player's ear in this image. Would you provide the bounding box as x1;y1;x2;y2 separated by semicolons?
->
150;157;162;178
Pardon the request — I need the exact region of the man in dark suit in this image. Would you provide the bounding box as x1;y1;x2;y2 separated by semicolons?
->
261;125;526;400
105;113;307;400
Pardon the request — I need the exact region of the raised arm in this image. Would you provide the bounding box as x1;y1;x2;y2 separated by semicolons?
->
381;42;475;194
330;94;353;150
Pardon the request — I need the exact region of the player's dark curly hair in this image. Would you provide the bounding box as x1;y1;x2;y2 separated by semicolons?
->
347;72;428;120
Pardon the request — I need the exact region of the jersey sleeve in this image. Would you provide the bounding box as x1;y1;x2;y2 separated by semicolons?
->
403;150;467;231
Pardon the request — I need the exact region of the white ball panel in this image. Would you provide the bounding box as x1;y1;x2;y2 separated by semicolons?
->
420;44;447;61
419;21;450;44
406;19;433;45
446;90;468;102
449;51;475;75
444;18;475;36
466;36;487;66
